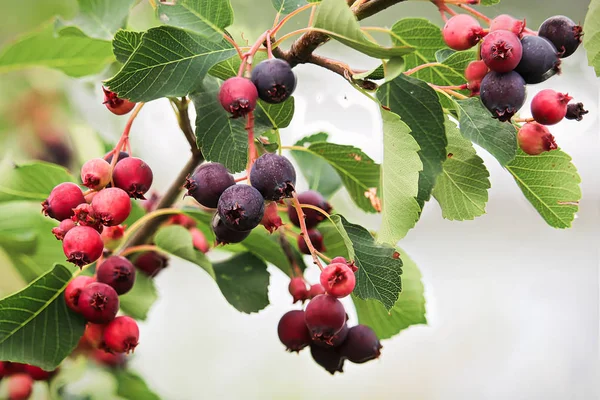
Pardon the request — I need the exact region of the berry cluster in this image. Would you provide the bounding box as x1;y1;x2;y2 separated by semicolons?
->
0;362;58;400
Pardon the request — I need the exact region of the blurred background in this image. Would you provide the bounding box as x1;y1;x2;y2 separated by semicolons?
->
0;0;598;399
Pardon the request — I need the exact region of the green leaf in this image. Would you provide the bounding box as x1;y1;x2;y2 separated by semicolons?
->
432;119;490;221
156;0;234;41
319;214;355;261
480;0;500;5
290;133;343;199
209;52;268;81
57;0;136;40
272;0;308;14
0;264;86;370
0;22;114;77
506;149;581;228
435;49;455;63
119;272;157;321
154;225;215;278
213;253;269;314
105;26;236;102
112;30;143;64
378;110;422;245
115;370;160;400
313;0;414;58
390;18;446;69
255;98;295;130
239;229;297;276
0;161;76;203
456;97;517;166
584;0;600;76
378;74;447;208
352;248;426;339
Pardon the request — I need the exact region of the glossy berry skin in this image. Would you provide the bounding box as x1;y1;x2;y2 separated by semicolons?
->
261;201;283;233
530;89;572;125
566;103;588;121
91;188;132;226
134;251;169;277
490;14;525;36
77;282;119;324
112;157;153;199
465;60;488;82
219;77;258;118
442;15;485;51
539;16;583;58
52;219;76;240
288;277;309;304
251;59;297;104
217;185;265;232
64;275;95;312
42;182;85;221
313;323;349;348
480;30;523;73
310;344;345;375
515;36;561;84
184;163;235;208
212;213;251;245
103;87;136;115
250;153;296;201
308;283;326;299
304;294;346;344
277;310;311;352
96;256;136;295
298;230;325;255
103;316;139;354
190;227;210;253
340;325;382;364
81;158;112;190
7;373;34;400
517;122;558;155
83;323;107;349
24;365;55;381
287;191;332;229
320;262;356;298
62;226;104;267
480;71;526;122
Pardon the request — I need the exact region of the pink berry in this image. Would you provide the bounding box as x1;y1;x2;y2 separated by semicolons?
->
83;323;107;349
62;226;104;267
304;294;346;344
308;283;326;298
112;157;153;199
134;251;169;277
103;316;140;354
42;182;85;221
490;14;526;36
218;77;258;118
260;201;283;233
64;275;95;313
23;365;56;381
7;373;33;400
91;349;127;368
530;89;572;125
52;219;76;240
77;282;119;324
190;227;210;253
331;256;358;272
100;225;125;246
81;158;112;190
480;30;523;73
71;203;103;233
320;262;356;298
517;122;558;155
288;277;309;304
96;256;136;295
277;310;311;352
297;229;325;255
168;214;197;229
442;15;485;51
103;87;136;115
465;60;489;82
91;187;132;226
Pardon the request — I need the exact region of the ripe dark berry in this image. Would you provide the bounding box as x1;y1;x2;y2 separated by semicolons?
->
103;151;129;164
288;277;309;304
212;213;251;245
490;14;525;36
539;15;583;58
442;15;485;51
103;316;140;354
313;323;348;348
83;323;107;349
112;157;153;199
103;87;136;115
565;102;588;121
340;325;382;364
3;362;26;375
71;203;103;233
134;251;169;277
480;30;523;73
96;256;136;295
531;89;572;125
23;365;56;381
42;182;85;221
277;310;311;352
219;77;258;118
517;122;558;155
168;214;197;229
184;163;235;208
320;262;356;298
251;59;297;104
515;35;561;84
287;190;332;229
298;230;325;255
190;227;210;253
308;283;326;299
310;344;344;375
63;226;104;267
91;187;132;226
91;349;126;368
217;185;265;231
260;201;283;233
304;294;346;344
64;275;95;312
249;153;296;201
81;158;112;190
77;282;119;324
52;218;76;240
480;71;526;122
7;373;33;400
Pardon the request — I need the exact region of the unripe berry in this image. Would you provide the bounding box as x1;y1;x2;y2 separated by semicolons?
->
308;283;326;299
287;190;331;229
260;201;283;233
297;230;325;255
102;87;136;115
96;256;136;295
530;89;572;125
168;214;197;229
190;227;210;253
23;365;56;381
480;30;523;73
217;185;265;231
465;60;488;82
112;157;153;199
91;187;132;226
184;163;235;209
62;226;104;267
249;153;296;201
442;15;485;51
103;316;139;354
134;251;169;277
211;213;251;245
81;158;112;190
71;203;103;233
42;182;85;221
517;122;558;155
340;325;382;364
251;59;297;104
52;219;76;240
91;349;126;368
288;277;309;304
304;294;346;344
277;310;311;352
565;102;588;121
7;373;33;400
539;15;583;58
77;282;119;324
320;262;356;298
490;14;525;36
64;275;95;312
515;35;561;84
480;71;526;122
310;344;344;375
83;323;107;349
219;77;258;118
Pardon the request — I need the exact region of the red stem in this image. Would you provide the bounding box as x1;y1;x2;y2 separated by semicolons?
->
109;102;145;182
246;112;256;177
291;192;324;271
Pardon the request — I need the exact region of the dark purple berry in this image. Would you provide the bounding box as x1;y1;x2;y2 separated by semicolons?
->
103;151;129;164
251;59;297;104
313;323;349;348
287;190;331;229
134;251;169;277
96;256;136;295
310;344;345;375
219;77;258;118
112;157;153;199
539;15;583;58
480;71;526;122
277;310;311;352
304;294;346;344
42;182;85;221
565;102;588;121
340;325;382;364
211;213;251;245
515;35;561;84
77;282;120;324
297;230;325;255
480;30;523;73
217;185;265;231
249;153;296;201
184;163;235;208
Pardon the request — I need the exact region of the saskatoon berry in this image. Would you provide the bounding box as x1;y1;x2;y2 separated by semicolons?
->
96;256;136;295
91;187;132;226
310;344;345;375
539;15;583;58
100;225;125;248
103;316;140;354
331;256;358;272
297;230;325;255
103;151;129;164
7;373;34;400
77;282;120;324
24;365;55;381
288;277;309;304
112;157;153;199
565;103;588;121
219;77;258;118
442;15;485;51
517;122;558;155
465;60;489;82
190;227;210;253
83;323;107;349
308;283;326;299
515;35;561;84
63;226;104;267
340;325;382;364
480;30;523;73
320;262;356;298
251;59;297;104
313;323;349;348
168;214;197;229
287;190;332;229
250;153;296;201
304;294;346;344
261;201;283;233
81;158;112;190
42;182;85;221
91;349;127;368
102;87;136;115
64;275;95;313
217;185;265;231
71;203;103;233
185;163;235;209
480;71;526;122
530;89;572;125
489;14;525;36
277;310;312;352
211;213;251;245
134;251;169;277
52;219;76;240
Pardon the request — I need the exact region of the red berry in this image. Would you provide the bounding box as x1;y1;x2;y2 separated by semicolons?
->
320;262;356;298
517;122;558;155
304;294;346;344
71;203;103;233
465;60;488;82
0;361;6;378
23;365;56;381
490;14;526;36
64;275;95;312
288;277;308;304
103;316;139;354
112;157;153;199
42;182;85;221
297;230;325;255
190;228;210;253
218;77;258;118
340;325;382;364
91;188;132;226
310;344;345;375
81;158;112;190
83;323;107;349
134;251;169;277
260;201;283;233
52;219;76;240
3;362;26;375
442;15;485;51
277;310;311;352
287;190;332;229
530;89;572;125
102;87;136;115
100;225;125;246
91;349;126;368
62;226;104;267
77;282;120;324
96;256;136;295
331;256;358;272
308;283;326;298
313;322;348;348
480;30;523;73
7;373;33;400
168;214;197;229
